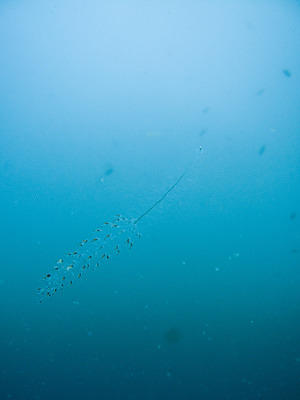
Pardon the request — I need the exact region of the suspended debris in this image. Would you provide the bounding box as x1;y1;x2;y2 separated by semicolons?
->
258;145;266;155
256;88;265;96
282;69;291;78
290;212;297;220
164;328;182;344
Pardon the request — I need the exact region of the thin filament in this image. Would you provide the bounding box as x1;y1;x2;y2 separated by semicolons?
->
134;171;187;224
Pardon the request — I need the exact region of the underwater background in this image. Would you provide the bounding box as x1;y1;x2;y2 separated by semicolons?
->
0;1;300;399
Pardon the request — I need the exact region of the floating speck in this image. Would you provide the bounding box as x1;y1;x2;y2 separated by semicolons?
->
164;328;182;344
104;167;114;176
282;69;291;77
290;212;297;220
258;145;266;155
256;88;265;96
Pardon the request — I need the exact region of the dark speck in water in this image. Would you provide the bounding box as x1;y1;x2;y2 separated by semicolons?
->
99;165;115;182
104;167;114;176
290;212;296;220
259;145;266;155
282;69;291;77
164;328;182;344
256;88;265;96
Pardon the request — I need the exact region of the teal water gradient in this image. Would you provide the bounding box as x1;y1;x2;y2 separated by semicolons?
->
0;1;300;399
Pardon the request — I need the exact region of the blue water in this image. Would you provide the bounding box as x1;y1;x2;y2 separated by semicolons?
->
1;1;300;399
